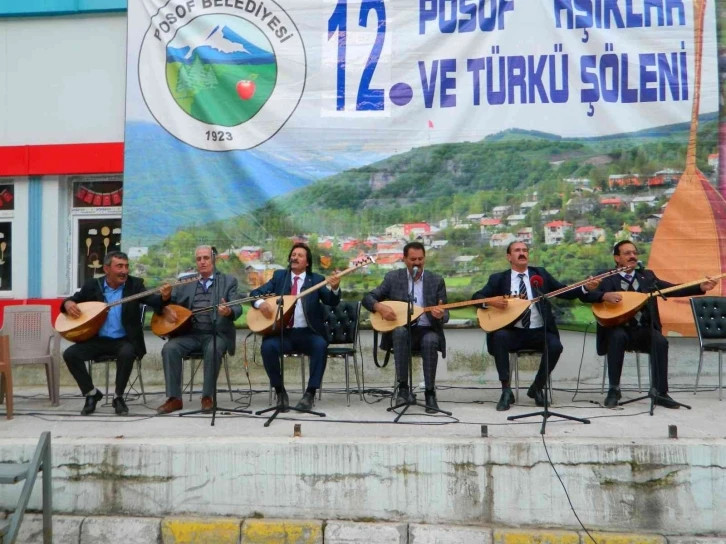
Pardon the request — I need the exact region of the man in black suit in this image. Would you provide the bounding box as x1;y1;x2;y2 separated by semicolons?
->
61;251;171;415
363;241;448;413
589;240;717;408
158;246;242;414
250;243;341;411
472;241;599;411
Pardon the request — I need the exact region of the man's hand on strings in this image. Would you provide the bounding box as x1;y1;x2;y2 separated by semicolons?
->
218;298;232;318
431;300;445;320
160;283;172;301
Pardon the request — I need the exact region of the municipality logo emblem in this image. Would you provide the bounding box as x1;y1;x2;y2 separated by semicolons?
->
139;0;305;151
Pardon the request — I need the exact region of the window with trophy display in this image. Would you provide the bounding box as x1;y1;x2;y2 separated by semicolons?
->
70;176;122;290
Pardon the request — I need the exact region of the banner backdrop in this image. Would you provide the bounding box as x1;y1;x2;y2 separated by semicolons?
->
124;0;724;333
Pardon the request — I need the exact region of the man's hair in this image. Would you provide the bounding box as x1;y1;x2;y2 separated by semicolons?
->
288;243;313;274
104;251;128;266
613;240;637;256
506;241;528;254
403;241;425;257
195;245;213;256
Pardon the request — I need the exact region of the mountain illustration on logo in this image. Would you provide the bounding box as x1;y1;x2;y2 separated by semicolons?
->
165;15;277;127
167;24;276;65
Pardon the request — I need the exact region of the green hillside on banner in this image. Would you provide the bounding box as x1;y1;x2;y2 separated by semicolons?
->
166;59;277;126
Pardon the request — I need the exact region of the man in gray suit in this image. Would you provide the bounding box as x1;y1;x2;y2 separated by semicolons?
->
363;242;449;413
157;246;242;414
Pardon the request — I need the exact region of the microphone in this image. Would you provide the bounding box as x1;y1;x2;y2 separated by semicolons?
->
210;246;218;273
412;265;420;277
636;260;645;271
530;275;544;290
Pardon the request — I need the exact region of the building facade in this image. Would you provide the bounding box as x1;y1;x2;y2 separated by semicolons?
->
0;2;128;320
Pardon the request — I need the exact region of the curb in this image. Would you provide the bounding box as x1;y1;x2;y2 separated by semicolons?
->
241;518;323;544
12;514;725;544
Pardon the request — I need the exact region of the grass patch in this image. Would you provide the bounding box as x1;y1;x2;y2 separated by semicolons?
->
445;276;473;288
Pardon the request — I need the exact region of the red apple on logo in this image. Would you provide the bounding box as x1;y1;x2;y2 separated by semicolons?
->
236;80;256;100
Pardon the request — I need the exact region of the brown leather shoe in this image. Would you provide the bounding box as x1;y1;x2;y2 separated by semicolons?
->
157;397;183;414
201;396;214;413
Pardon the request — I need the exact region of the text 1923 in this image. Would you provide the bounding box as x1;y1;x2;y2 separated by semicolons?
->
206;131;233;141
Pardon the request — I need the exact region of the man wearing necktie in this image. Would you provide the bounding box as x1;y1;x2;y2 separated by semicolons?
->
250;243;341;411
472;242;600;411
157;246;242;414
588;240;717;408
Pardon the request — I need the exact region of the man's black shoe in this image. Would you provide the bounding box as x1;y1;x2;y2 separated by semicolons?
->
81;390;104;415
395;388;410;406
604;388;621;408
424;391;440;414
112;397;129;416
496;388;515;412
654;393;680;409
277;390;289;411
527;385;545;407
295;392;315;411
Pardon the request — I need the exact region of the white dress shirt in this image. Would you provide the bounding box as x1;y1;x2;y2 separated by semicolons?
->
409;270;431;327
510;269;543;329
289;272;308;328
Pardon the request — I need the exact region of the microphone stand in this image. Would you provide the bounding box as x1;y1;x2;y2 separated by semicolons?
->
255;262;325;427
618;269;691;414
507;280;590;433
387;268;452;423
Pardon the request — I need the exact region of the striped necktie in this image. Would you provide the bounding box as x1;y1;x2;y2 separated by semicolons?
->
621;273;643;324
518;273;531;329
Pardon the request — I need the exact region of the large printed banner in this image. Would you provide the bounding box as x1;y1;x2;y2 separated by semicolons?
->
124;0;724;334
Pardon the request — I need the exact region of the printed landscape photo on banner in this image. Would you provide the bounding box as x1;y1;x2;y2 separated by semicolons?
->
123;0;726;334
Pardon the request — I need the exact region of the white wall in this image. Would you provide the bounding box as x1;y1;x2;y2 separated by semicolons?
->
40;175;70;298
0;13;127;146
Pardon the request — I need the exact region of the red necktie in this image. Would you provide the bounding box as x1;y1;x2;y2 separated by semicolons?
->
287;276;299;328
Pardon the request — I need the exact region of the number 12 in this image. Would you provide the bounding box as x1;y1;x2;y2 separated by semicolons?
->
327;0;386;111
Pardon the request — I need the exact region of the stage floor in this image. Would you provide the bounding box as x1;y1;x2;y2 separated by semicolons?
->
1;381;723;441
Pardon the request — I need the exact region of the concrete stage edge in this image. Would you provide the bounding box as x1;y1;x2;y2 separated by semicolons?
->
0;385;724;536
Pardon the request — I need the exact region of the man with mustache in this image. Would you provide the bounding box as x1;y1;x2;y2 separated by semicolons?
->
157;245;243;414
588;240;717;408
250;243;341;411
472;241;600;411
61;251;171;415
363;241;448;413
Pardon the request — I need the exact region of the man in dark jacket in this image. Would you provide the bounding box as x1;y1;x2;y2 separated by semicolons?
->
250;243;341;411
157;246;242;414
61;251;170;415
472;242;600;411
588;240;717;408
363;241;448;413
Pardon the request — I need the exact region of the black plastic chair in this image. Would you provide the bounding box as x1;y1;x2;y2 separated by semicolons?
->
322;301;363;406
690;297;725;401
